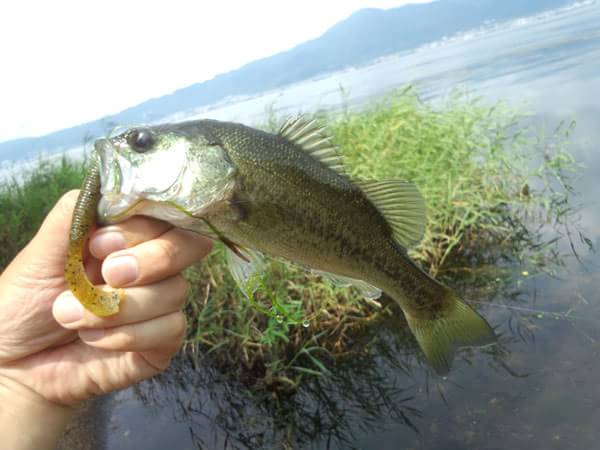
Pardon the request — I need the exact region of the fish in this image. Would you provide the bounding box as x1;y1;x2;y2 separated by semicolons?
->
80;116;495;374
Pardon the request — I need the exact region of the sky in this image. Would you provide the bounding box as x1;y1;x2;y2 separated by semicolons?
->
0;0;434;143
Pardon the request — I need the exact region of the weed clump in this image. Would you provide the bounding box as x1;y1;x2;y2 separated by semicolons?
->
334;87;581;277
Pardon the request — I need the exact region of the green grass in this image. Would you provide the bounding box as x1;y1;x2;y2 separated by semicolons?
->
0;86;583;391
333;87;582;277
0;157;85;268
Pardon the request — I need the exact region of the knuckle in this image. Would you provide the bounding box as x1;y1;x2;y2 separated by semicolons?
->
190;233;213;252
171;312;187;338
80;315;105;329
189;234;214;261
153;356;173;372
155;238;179;266
172;275;191;301
172;229;213;263
126;216;169;240
116;329;137;348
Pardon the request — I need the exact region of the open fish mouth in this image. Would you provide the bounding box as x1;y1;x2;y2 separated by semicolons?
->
94;138;134;223
95;138;124;196
93;137;186;223
97;194;141;224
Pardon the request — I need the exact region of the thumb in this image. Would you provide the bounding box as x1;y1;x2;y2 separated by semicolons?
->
20;190;81;271
31;190;79;251
1;190;82;293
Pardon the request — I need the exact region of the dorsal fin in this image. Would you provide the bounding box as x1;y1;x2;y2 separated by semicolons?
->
356;179;427;248
278;116;347;174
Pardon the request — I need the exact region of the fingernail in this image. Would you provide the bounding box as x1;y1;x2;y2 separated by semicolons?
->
53;293;84;324
103;255;139;286
79;328;105;342
90;231;127;257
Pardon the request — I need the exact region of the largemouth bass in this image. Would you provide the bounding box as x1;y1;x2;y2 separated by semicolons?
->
71;116;495;374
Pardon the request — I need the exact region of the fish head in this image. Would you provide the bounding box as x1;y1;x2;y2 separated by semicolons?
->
94;123;236;226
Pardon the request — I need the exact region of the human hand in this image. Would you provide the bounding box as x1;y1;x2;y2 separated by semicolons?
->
0;190;211;436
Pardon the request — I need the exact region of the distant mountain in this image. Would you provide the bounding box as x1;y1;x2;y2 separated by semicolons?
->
0;0;573;160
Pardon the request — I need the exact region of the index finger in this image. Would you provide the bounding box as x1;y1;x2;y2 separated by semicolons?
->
89;216;172;259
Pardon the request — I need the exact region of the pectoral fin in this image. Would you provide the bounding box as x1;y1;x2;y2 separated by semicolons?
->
226;246;267;296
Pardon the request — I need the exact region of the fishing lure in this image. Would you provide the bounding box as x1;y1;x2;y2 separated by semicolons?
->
64;157;124;316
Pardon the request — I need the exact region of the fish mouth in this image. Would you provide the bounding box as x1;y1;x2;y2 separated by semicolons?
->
93;137;190;224
95;138;121;196
97;194;141;224
94;138;138;223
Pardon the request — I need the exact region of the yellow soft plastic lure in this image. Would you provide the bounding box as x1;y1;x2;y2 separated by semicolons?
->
64;158;124;316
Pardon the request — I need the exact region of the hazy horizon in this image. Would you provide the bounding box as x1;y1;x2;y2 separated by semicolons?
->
0;0;434;143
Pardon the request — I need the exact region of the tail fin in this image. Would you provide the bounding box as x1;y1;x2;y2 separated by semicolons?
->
404;291;496;375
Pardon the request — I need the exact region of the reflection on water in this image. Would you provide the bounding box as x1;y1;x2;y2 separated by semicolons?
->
60;2;600;449
64;261;598;450
96;303;504;449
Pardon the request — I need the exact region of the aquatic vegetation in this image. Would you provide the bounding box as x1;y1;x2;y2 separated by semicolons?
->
0;86;584;392
333;86;583;277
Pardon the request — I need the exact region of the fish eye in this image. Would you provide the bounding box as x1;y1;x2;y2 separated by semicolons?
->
127;128;154;153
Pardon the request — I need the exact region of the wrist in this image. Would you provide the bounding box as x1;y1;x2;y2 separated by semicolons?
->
0;375;75;450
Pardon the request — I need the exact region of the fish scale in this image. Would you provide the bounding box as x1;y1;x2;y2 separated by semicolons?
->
196;120;380;274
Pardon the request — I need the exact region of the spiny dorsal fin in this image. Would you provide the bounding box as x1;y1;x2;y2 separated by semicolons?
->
278;116;347;174
356;179;427;248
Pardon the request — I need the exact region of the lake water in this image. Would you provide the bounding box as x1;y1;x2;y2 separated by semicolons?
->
60;2;600;449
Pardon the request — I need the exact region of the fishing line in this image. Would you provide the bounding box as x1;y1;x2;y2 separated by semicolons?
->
468;299;599;324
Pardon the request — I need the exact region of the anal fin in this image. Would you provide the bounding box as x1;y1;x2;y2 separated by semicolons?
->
312;269;382;300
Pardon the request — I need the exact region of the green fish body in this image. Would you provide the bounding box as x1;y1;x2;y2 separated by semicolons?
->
95;117;495;374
